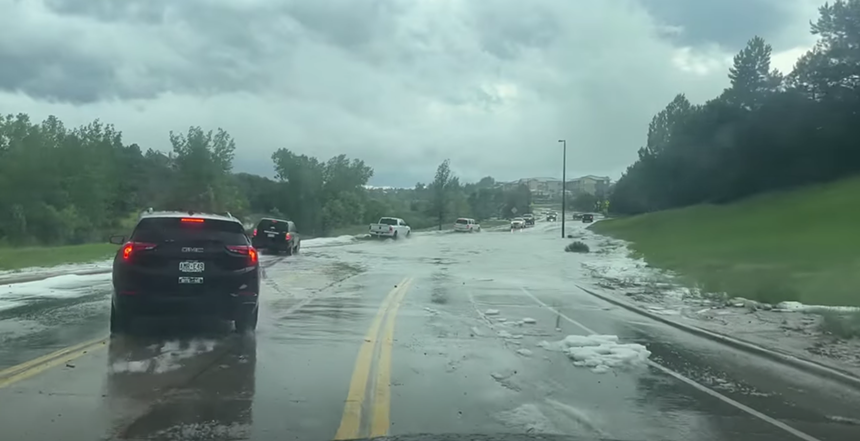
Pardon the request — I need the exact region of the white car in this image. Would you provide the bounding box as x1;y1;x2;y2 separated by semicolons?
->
369;217;411;239
510;218;526;229
454;218;481;232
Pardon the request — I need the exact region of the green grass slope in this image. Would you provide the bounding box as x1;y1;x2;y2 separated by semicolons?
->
591;176;860;307
0;243;118;272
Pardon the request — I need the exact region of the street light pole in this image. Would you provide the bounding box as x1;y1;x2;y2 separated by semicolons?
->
559;139;566;239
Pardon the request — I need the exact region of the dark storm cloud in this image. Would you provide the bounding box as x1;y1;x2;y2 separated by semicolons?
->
284;0;407;50
0;0;818;184
0;47;115;103
2;0;300;102
471;6;561;60
44;0;169;23
639;0;797;49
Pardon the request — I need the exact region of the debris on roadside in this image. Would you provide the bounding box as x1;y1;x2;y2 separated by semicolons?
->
538;334;651;373
485;309;501;316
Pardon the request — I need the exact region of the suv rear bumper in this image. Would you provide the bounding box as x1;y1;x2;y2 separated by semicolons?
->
113;292;257;319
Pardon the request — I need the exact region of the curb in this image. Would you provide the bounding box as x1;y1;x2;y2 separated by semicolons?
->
575;283;860;390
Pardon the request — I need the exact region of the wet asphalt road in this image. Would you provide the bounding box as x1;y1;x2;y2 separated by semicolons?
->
1;221;860;441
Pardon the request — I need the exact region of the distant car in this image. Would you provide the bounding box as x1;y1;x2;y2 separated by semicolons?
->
369;217;411;239
108;211;261;334
510;218;526;229
582;214;594;223
546;212;557;221
522;213;535;227
454;218;481;232
251;217;301;255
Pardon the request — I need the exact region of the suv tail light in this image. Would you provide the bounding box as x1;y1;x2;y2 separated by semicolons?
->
122;241;158;261
226;245;259;265
285;233;292;240
389;226;393;232
253;228;257;236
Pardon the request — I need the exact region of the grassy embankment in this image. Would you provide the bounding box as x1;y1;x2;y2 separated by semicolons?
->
590;176;860;308
591;176;860;337
0;243;119;272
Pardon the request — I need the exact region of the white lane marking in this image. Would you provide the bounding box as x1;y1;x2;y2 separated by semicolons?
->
520;287;822;441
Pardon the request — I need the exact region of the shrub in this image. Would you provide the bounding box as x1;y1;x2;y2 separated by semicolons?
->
565;241;590;253
819;311;860;339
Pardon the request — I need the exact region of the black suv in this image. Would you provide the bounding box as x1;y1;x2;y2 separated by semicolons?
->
109;212;261;334
582;213;594;223
522;214;535;226
251;218;301;255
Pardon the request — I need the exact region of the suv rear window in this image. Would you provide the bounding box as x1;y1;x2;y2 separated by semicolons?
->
455;219;469;224
256;219;289;232
379;218;398;226
132;218;248;245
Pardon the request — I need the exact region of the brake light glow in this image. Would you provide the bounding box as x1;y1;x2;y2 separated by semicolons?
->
181;218;204;223
285;233;292;240
253;229;257;236
226;245;259;265
122;241;158;261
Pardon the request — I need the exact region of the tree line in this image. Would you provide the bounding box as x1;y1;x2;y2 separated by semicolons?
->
610;0;860;215
0;114;532;246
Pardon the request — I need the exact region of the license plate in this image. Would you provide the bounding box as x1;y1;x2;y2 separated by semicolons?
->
179;261;205;272
178;277;204;284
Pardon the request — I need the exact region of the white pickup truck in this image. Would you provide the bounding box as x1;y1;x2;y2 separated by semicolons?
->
369;217;411;239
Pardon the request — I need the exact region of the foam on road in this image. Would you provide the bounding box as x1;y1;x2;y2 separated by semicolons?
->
0;273;111;311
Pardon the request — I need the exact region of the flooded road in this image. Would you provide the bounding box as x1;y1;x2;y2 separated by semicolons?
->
1;222;859;441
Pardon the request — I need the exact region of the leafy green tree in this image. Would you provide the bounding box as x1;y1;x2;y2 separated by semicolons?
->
169;126;238;214
610;1;860;216
571;193;598;212
430;159;454;230
725;36;782;110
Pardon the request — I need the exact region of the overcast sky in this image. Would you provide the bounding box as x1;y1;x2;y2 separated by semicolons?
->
0;0;823;187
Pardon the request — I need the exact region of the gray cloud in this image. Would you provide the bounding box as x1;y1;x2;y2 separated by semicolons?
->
0;0;819;186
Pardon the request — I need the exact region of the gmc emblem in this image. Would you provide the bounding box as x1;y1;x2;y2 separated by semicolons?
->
181;247;204;253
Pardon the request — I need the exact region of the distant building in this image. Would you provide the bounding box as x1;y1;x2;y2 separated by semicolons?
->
565;175;611;197
498;176;611;198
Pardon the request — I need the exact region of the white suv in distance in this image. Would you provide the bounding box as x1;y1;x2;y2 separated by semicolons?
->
454;218;481;232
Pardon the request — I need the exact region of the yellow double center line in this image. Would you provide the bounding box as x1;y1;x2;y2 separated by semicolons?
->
0;337;108;389
335;277;413;440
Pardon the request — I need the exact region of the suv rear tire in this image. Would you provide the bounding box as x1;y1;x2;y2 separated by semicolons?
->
110;303;129;335
235;307;259;333
284;245;293;256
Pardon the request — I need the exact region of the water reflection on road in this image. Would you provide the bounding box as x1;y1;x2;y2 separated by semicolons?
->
106;322;257;440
